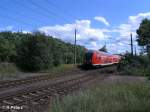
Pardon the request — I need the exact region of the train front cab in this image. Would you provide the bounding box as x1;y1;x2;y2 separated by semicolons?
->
84;51;94;68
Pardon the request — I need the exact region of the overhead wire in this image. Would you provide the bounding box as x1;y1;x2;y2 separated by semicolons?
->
13;0;55;24
0;5;39;27
44;0;78;28
0;0;77;33
45;0;77;20
0;8;33;27
28;0;71;23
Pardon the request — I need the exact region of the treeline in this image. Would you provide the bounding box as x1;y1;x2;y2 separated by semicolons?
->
0;31;85;71
118;53;150;76
118;18;150;77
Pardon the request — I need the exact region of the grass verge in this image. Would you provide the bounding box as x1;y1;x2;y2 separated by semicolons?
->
0;64;76;80
0;63;76;80
41;64;76;75
0;62;20;79
119;67;150;76
51;82;150;112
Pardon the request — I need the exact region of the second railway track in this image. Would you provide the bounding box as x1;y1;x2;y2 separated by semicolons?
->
0;66;116;112
0;72;100;112
0;69;84;90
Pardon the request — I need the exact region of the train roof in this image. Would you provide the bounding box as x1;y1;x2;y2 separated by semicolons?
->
87;50;111;55
86;50;121;57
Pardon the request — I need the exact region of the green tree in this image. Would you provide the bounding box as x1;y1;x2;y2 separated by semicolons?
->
0;32;17;62
76;46;85;63
16;33;53;71
0;31;85;71
52;39;64;66
136;19;150;54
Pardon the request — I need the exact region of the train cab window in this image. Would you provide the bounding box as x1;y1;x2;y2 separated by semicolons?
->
85;52;93;61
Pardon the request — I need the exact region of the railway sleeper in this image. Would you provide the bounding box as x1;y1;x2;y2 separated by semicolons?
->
0;75;97;112
36;91;45;94
22;95;31;99
13;97;23;102
2;100;13;105
42;89;50;93
29;93;39;97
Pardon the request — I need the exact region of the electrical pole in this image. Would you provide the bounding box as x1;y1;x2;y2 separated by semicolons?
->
134;46;137;56
74;29;77;64
130;33;134;56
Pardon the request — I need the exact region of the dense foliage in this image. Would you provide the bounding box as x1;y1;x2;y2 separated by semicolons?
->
0;31;85;71
137;18;150;54
118;18;150;77
0;32;21;62
117;53;150;76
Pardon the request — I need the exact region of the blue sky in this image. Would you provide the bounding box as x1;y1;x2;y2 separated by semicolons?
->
0;0;150;54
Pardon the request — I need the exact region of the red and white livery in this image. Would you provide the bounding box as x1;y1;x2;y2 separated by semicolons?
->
84;50;121;66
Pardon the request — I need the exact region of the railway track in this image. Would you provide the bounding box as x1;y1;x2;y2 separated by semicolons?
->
0;65;116;112
0;69;84;90
0;75;51;90
0;65;116;90
0;73;98;112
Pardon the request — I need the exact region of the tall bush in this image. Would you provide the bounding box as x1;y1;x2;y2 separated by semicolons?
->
16;33;53;71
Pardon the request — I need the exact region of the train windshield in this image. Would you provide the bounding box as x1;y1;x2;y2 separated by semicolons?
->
85;52;93;61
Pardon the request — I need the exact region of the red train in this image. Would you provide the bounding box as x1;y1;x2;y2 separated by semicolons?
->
84;50;121;67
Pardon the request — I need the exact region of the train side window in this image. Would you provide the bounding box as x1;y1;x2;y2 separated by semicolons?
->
95;55;97;60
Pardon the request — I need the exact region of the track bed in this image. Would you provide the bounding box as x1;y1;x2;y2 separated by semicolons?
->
0;66;117;112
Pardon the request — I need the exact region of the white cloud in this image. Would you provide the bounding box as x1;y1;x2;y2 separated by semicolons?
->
36;12;150;54
22;30;32;34
117;12;150;39
129;12;150;25
94;16;110;26
5;26;14;30
110;12;150;54
1;12;150;54
38;19;110;49
0;26;14;31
